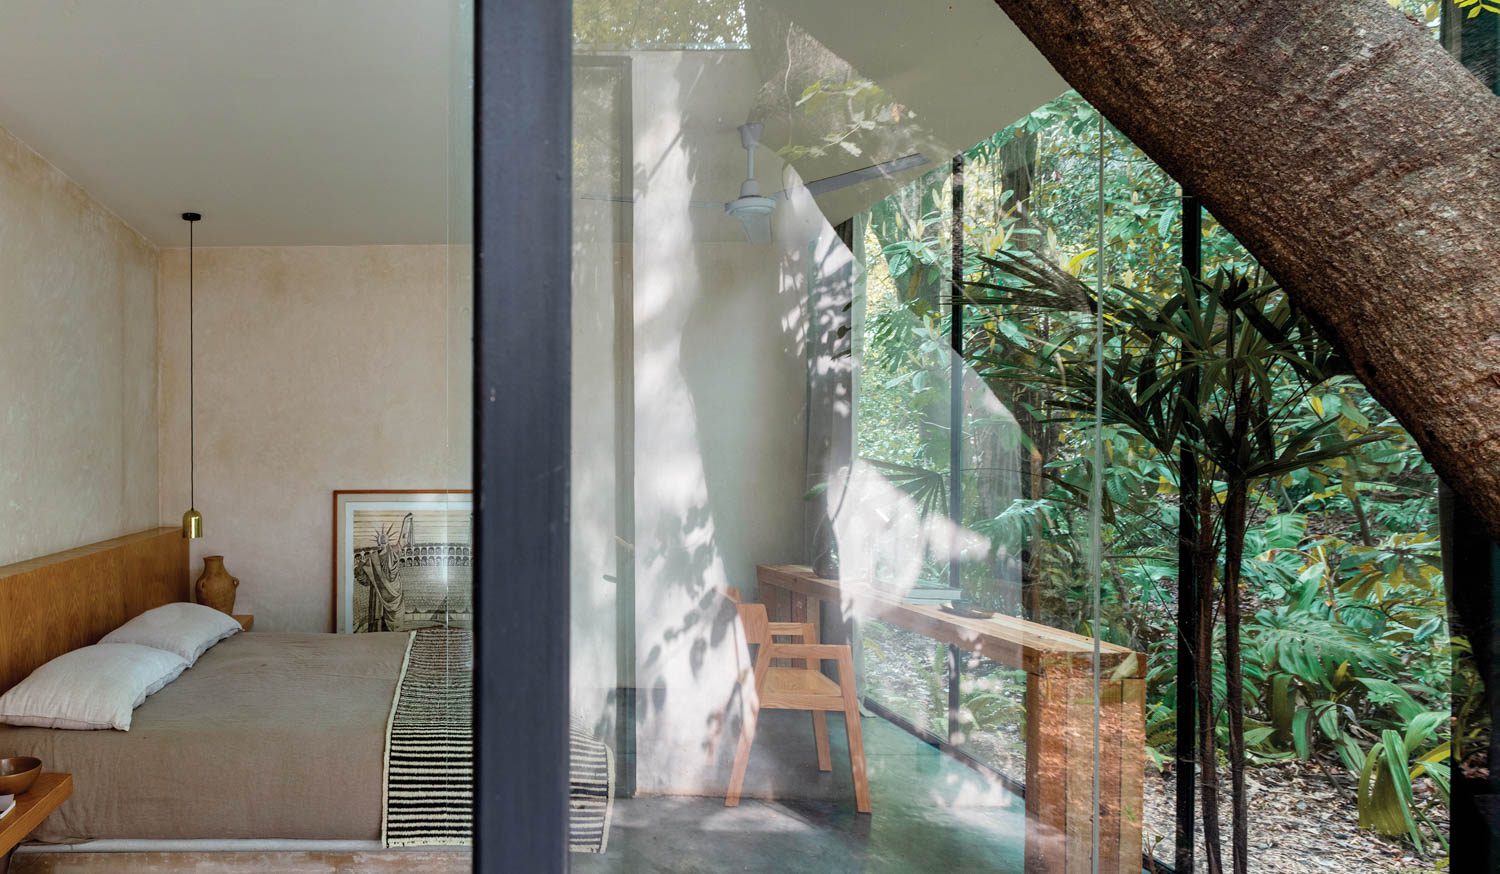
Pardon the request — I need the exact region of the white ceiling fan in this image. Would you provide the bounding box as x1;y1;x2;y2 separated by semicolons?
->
723;123;777;244
580;121;929;244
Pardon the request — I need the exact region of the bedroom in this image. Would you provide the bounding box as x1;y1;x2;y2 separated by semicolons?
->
0;2;478;871
2;2;1489;874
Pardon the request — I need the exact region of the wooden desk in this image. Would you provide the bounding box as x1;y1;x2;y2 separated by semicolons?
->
758;565;1144;874
0;774;72;874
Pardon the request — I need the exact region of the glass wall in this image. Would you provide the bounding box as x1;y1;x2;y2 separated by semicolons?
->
559;4;1476;872
567;4;1117;871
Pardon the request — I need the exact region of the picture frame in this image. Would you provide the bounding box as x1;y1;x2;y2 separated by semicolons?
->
332;489;473;633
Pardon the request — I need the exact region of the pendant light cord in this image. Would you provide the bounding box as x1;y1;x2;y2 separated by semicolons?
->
188;219;195;511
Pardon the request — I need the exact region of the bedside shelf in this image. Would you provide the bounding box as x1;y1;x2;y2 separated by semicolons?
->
0;773;72;862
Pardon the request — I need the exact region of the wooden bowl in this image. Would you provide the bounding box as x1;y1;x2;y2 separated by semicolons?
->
0;757;41;795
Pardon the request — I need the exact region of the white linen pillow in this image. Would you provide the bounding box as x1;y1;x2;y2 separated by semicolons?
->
100;602;241;665
0;644;188;731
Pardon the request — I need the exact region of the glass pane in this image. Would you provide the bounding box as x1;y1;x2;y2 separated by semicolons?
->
569;6;1113;871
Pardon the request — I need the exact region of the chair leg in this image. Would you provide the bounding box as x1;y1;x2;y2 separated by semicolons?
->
813;711;832;771
726;692;759;807
837;653;871;814
843;705;871;813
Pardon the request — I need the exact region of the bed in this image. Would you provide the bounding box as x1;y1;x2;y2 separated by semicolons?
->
0;527;612;857
0;630;408;842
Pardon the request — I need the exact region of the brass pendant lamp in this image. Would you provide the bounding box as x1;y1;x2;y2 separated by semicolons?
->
181;212;203;539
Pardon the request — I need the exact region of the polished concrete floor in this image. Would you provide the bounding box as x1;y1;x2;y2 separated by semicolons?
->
572;715;1027;874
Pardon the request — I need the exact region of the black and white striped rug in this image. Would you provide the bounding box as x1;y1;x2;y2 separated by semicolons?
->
381;628;614;853
568;719;614;853
383;628;473;847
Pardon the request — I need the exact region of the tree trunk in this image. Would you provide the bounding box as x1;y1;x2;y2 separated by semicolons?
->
996;129;1051;622
1194;489;1223;874
1345;475;1376;547
988;0;1500;542
1223;313;1252;874
1221;477;1250;874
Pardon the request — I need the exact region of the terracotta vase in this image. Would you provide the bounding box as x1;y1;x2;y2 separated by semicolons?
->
195;555;239;615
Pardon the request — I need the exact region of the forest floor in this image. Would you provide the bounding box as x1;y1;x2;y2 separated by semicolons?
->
1140;759;1444;873
864;627;1445;873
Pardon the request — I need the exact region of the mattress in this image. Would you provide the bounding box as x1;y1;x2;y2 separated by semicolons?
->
0;631;411;842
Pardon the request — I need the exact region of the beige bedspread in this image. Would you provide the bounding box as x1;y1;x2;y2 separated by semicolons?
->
0;631;410;842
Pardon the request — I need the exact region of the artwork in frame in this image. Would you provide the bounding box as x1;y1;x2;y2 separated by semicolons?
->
333;490;473;634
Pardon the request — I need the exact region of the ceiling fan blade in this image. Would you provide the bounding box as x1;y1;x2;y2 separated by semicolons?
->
775;153;930;200
577;193;636;204
578;192;729;211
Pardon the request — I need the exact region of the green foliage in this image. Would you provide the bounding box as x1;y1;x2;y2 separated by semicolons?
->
1251;608;1397;684
780;77;898;163
571;0;747;48
1452;0;1500;19
1355;713;1450;851
852;90;1467;855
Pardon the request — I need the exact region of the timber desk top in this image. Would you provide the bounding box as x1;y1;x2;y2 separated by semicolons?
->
756;565;1142;678
0;773;72;857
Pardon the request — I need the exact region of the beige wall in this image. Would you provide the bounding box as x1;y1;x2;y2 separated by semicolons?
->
627;235;813;795
0;126;159;567
158;245;470;632
567;50;826;796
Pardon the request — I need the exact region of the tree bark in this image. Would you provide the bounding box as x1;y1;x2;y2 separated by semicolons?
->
995;129;1051;622
988;0;1500;542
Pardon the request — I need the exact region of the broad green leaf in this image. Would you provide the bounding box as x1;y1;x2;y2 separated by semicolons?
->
1382;730;1422;849
1357;678;1424;722
1292;707;1313;759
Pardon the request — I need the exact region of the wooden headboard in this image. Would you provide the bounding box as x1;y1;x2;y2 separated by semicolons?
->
0;527;188;694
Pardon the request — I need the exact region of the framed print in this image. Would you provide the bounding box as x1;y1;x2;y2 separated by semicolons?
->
333;490;473;633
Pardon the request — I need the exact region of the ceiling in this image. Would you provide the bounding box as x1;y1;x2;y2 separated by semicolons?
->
0;1;457;247
0;0;1061;249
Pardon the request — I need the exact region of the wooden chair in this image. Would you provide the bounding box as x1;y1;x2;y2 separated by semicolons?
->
723;589;870;813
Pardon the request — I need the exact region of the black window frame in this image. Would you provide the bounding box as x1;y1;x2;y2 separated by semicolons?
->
473;0;573;871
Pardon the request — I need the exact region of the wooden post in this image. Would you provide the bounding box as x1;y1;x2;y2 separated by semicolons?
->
1023;656;1071;871
1023;658;1144;874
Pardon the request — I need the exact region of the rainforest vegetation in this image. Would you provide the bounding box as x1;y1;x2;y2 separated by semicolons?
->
852;82;1474;867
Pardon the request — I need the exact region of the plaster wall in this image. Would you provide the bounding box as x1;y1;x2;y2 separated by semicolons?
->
570;49;846;796
0;125;159;566
157;244;471;631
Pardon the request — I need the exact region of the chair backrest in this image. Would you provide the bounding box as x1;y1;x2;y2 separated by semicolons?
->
722;587;769;647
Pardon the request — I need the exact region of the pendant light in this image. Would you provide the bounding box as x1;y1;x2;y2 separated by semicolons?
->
181;212;203;540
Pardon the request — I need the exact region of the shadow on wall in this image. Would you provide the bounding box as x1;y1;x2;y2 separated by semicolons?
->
589;13;1041;802
620;47;822;798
